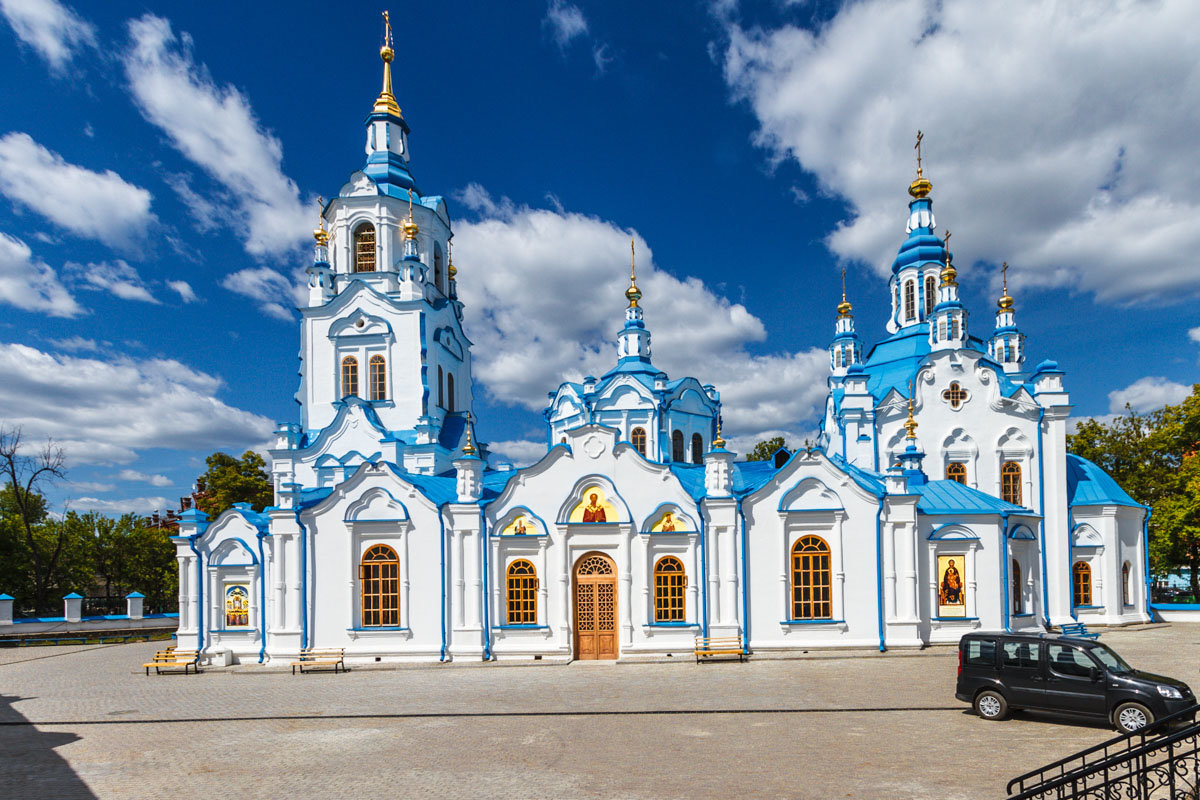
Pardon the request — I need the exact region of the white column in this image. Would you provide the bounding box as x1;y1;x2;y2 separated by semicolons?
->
687;534;700;623
833;515;846;621
452;530;466;628
708;526;722;624
619;529;633;643
287;532;301;633
559;527;571;632
538;538;549;627
636;534;649;626
883;524;897;620
464;530;480;628
899;523;918;621
926;546;938;619
720;525;737;626
208;569;219;632
177;556;190;631
967;543;979;619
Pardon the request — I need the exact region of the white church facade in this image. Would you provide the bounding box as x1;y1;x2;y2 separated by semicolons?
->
171;26;1151;665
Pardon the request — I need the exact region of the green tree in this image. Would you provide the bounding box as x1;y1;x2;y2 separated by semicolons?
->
745;436;790;462
93;513;177;610
194;450;273;518
0;426;70;612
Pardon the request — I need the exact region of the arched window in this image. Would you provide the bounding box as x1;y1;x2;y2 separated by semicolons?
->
1122;561;1131;606
437;365;444;408
938;319;946;341
949;316;960;339
1073;561;1092;606
341;356;359;398
924;275;936;316
791;535;832;620
433;244;444;293
654;556;686;622
946;462;967;484
1001;461;1022;505
1012;559;1022;614
369;355;386;401
904;279;915;321
353;223;376;272
671;430;684;462
360;544;399;626
630;427;647;456
691;433;703;464
506;560;538;625
447;373;455;412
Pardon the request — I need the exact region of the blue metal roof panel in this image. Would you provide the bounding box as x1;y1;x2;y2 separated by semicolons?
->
1066;454;1144;508
913;479;1027;515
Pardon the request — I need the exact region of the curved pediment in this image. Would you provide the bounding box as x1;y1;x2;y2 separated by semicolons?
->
672;387;713;415
339;171;379;197
929;523;979;541
330;309;393;339
434;326;465;361
344;487;410;522
557;475;630;524
210;537;257;566
997;427;1034;457
597;383;653;411
779;477;844;512
641;502;696;533
1073;523;1104;547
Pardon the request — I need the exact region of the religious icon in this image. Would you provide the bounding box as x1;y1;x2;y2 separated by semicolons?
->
660;512;676;532
582;492;607;523
569;487;617;524
225;584;250;628
937;555;966;617
515;518;527;535
502;515;536;535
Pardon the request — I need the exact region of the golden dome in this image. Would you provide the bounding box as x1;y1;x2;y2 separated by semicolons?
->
939;264;957;287
713;419;726;449
997;261;1014;312
908;176;932;199
903;398;918;440
403;218;419;240
837;299;853;317
626;237;641;307
313;227;329;247
373;13;403;118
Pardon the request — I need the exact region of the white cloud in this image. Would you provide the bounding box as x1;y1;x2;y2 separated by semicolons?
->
123;15;310;258
65;480;115;493
167;279;198;303
117;469;173;487
50;336;105;352
721;0;1200;304
0;342;274;465
0;0;95;70
0;133;155;250
452;188;830;446
163;172;222;234
70;496;172;515
65;259;159;304
544;0;588;50
1189;327;1200;345
1108;376;1191;414
221;267;298;321
488;439;548;467
0;231;82;316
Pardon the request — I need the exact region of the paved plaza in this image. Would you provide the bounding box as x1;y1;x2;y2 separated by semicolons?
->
1;624;1195;799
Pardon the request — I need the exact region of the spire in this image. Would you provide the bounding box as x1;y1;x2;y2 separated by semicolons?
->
306;197;333;305
313;196;329;248
402;189;420;260
613;236;652;366
374;11;402;118
837;267;852;318
989;261;1025;370
909;130;932;199
904;397;918;440
997;261;1014;313
830;267;862;376
462;411;477;456
713;417;726;449
625;238;642;308
939;229;957;287
447;239;457;280
928;228;968;349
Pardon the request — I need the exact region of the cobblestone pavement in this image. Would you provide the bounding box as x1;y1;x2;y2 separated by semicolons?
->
1;624;1196;799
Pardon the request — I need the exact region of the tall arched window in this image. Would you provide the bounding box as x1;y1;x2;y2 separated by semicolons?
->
437;365;444;408
630;427;647;456
946;462;967;484
1001;461;1022;505
791;536;832;620
1012;559;1022;614
360;544;399;626
691;433;703;464
341;356;359;398
506;560;537;625
369;355;386;401
433;244;444;293
353;223;376;272
1122;561;1131;606
904;279;916;321
1073;561;1092;606
949;316;960;339
671;430;685;462
924;275;936;316
654;556;686;622
447;373;455;412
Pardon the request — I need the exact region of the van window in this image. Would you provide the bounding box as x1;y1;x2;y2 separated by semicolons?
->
1089;644;1133;675
1048;643;1096;678
964;638;996;667
1002;641;1040;669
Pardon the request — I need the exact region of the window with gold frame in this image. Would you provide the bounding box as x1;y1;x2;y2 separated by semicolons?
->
946;462;967;484
653;556;686;622
1001;461;1022;505
924;275;936;316
360;544;399;626
791;535;832;620
1073;561;1092;607
630;427;647;456
369;354;386;401
506;559;538;625
353;223;376;272
341;356;359;398
904;279;915;321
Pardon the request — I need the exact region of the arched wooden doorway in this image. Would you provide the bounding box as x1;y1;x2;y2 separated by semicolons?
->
573;552;618;660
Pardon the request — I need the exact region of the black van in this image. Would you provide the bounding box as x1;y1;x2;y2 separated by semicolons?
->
955;632;1194;732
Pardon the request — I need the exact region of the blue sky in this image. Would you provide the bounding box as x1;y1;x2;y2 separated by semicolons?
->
1;0;1198;515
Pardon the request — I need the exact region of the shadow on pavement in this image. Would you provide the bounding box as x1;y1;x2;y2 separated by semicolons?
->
0;694;96;799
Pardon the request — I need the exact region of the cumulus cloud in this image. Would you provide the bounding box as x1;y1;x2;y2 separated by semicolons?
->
0;343;274;465
0;132;155;250
488;439;549;467
221;267;299;321
167;279;198;303
544;0;588;50
65;259;159;304
117;468;173;487
123;15;310;258
1108;376;1192;414
0;0;95;70
452;187;830;446
70;495;173;515
1189;327;1200;345
49;335;105;352
721;0;1200;304
0;231;82;316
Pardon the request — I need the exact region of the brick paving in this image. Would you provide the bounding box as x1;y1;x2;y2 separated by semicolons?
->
0;624;1194;798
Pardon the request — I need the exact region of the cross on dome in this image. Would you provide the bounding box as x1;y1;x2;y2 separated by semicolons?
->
374;11;402;118
625;237;642;308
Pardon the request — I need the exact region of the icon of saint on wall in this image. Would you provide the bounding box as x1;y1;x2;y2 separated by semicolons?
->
225;585;249;628
582;492;607;523
937;554;966;617
660;511;676;532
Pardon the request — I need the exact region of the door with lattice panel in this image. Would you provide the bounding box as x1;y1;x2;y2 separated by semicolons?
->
573;552;618;660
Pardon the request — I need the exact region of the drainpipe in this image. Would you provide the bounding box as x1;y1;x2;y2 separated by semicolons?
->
695;499;709;639
480;507;492;660
1068;512;1078;622
256;531;268;663
1000;512;1011;633
1035;407;1051;627
188;537;205;653
1142;507;1153;618
294;510;309;650
439;503;449;662
874;504;886;652
737;496;749;656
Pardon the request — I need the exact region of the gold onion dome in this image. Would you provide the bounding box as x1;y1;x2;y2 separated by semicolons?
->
909;130;931;198
403;217;419;240
903;399;918;440
836;268;852;317
448;242;457;279
462;412;477;456
939;229;956;287
713;419;726;449
997;261;1014;312
313;225;329;247
374;12;403;117
626;238;641;307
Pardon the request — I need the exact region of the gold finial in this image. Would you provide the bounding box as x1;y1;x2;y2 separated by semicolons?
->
447;239;457;279
462;411;477;456
998;261;1014;312
625;237;642;308
403;189;419;240
939;229;957;287
836;267;853;317
374;11;403;117
313;196;329;246
908;130;932;199
713;417;726;449
904;397;918;440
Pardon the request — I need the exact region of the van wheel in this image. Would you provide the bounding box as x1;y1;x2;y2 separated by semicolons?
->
975;690;1008;721
1114;702;1154;733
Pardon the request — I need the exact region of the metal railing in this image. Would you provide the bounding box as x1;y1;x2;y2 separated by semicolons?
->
1006;704;1200;799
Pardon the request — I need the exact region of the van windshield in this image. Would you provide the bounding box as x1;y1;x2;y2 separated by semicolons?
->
1088;644;1133;674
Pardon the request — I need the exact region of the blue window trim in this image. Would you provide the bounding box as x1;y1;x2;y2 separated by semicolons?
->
210;628;256;633
644;621;697;628
346;626;411;632
1072;604;1104;610
780;618;845;625
934;616;980;621
493;624;550;630
1012;612;1036;618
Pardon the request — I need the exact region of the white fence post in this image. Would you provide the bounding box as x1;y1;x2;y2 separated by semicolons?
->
63;592;83;623
126;592;145;620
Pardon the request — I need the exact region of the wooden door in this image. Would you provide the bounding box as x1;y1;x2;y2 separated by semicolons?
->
574;553;618;660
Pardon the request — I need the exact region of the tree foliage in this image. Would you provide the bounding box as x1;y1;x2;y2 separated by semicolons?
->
194;450;273;518
746;436;790;462
0;426;69;611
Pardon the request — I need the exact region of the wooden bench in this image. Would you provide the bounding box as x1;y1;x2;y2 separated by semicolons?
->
143;648;200;675
1059;622;1101;640
290;648;347;674
694;636;746;663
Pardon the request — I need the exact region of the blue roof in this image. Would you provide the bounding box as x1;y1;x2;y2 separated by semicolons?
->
827;453;885;497
1066;454;1144;508
229;502;271;532
669;463;707;501
732;461;781;495
912;479;1028;515
438;413;467;450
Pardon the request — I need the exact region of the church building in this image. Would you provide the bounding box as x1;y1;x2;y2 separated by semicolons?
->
170;22;1151;665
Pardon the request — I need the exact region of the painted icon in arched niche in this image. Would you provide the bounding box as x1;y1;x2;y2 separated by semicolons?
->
937;554;966;617
502;515;537;535
569;487;618;523
225;584;250;628
651;510;685;532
